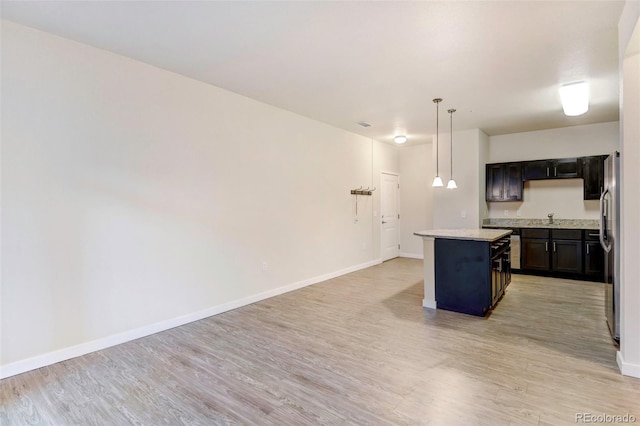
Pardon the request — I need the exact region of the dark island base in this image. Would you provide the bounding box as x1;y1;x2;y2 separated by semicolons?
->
434;238;511;317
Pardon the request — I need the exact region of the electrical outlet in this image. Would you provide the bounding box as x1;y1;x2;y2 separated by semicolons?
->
262;261;268;271
516;210;522;217
504;210;509;217
460;210;467;219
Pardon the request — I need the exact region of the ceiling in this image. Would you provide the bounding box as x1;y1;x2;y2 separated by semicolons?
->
1;1;625;145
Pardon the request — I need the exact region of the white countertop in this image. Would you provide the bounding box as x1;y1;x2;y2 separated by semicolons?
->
414;228;512;242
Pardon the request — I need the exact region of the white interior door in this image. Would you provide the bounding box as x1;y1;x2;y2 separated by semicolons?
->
381;173;400;261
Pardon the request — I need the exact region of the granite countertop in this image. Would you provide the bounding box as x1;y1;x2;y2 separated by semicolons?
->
482;218;599;230
414;229;512;242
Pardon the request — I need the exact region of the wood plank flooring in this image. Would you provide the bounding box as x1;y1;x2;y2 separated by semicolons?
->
1;258;639;425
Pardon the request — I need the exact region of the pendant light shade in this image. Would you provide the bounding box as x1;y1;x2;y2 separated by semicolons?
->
432;98;443;187
447;108;457;190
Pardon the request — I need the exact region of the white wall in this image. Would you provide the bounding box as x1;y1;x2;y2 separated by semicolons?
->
618;0;640;378
398;144;432;258
0;21;392;375
433;129;487;229
487;122;619;220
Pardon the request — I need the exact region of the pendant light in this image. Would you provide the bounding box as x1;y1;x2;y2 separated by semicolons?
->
432;98;444;187
446;108;457;189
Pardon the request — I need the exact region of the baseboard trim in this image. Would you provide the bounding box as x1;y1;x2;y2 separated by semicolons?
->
400;252;423;260
0;258;382;379
422;299;437;309
617;350;640;378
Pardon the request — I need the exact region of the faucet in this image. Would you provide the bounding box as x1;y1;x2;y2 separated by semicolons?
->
547;213;554;224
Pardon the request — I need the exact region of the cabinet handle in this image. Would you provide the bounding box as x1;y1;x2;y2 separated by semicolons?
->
553;242;557;252
545;242;548;252
554;166;557;176
546;167;550;177
586;244;590;255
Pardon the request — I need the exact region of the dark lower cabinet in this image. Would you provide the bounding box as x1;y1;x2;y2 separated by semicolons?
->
584;230;605;280
521;238;550;270
551;239;583;274
519;228;596;280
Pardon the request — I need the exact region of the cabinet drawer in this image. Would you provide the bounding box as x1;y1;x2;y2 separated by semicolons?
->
521;228;550;239
585;230;601;241
551;229;582;240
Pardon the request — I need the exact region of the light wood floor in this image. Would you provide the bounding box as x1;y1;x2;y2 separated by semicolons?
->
1;258;639;425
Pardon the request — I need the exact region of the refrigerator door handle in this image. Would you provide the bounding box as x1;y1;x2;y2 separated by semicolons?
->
599;188;612;253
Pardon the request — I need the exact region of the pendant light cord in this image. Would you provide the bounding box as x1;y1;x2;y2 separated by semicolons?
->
433;98;442;176
449;110;454;178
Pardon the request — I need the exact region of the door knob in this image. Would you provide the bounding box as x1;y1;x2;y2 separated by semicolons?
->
382;221;387;224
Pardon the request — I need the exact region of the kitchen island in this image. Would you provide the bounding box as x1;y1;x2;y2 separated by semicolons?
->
414;229;512;316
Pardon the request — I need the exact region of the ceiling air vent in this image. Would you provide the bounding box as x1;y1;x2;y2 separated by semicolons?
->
356;121;372;128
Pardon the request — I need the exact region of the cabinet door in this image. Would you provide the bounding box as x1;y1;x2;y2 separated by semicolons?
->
582;156;605;200
503;163;523;201
521;238;550;270
523;160;550;180
584;241;604;278
551;239;583;273
553;158;580;178
486;164;505;201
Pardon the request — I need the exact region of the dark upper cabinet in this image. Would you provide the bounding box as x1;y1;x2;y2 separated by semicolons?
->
523;160;550;180
485;162;523;202
581;155;606;200
523;158;580;180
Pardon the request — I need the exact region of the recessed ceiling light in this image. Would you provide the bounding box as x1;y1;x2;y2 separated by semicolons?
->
394;135;408;144
356;121;372;128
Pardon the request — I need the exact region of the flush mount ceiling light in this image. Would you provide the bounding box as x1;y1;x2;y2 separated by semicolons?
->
560;81;589;116
394;135;408;144
432;98;444;187
447;108;458;190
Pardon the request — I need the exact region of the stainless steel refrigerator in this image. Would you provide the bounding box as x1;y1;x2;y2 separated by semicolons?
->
600;151;620;343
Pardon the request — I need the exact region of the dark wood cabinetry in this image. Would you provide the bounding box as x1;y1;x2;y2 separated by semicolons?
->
584;230;605;279
550;229;583;274
523;158;580;180
518;228;599;280
521;229;551;271
485;155;607;203
485;162;523;202
581;155;606;200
